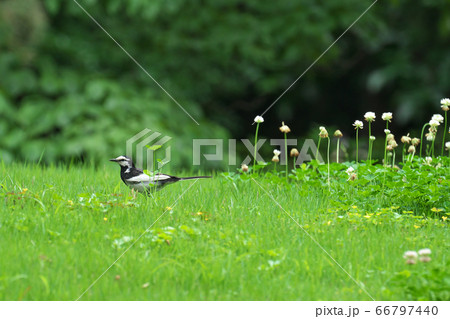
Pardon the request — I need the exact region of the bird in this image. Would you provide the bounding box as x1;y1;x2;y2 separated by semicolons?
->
109;155;211;192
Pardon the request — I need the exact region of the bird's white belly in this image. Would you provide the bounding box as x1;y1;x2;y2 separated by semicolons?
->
126;180;159;192
130;183;148;192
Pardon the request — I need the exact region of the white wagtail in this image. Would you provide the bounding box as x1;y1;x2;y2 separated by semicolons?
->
110;155;211;192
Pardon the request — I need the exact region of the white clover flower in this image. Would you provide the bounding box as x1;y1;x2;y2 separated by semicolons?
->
425;157;432;165
441;98;450;111
446;142;450;150
384;129;391;135
279;121;291;133
272;155;280;163
431;114;444;123
401;134;411;144
273;149;281;156
290;148;299;157
403;251;418;259
418;248;431;256
319;126;328;138
241;164;249;172
353;120;363;129
429;119;440;127
419;256;431;263
426;133;435;141
364;112;376;122
408;145;415;154
334;130;343;138
382;112;393;121
441;98;450;106
345;167;355;175
370;136;376;141
254;115;264;123
389;139;398;148
418;249;432;263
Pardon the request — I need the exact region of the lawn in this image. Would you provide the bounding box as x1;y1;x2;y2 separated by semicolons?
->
0;158;448;301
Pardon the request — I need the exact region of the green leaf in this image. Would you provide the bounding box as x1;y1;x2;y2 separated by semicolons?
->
145;145;162;151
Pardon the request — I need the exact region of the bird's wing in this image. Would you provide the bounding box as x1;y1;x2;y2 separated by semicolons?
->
126;172;150;184
149;174;178;182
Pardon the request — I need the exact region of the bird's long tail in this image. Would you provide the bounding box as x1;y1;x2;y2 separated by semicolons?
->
179;176;211;181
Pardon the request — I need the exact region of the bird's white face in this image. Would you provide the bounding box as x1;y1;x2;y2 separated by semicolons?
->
110;155;132;167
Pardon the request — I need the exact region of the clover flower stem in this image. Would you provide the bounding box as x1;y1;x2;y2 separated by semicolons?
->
392;150;396;169
367;122;372;163
408;147;416;162
419;123;430;157
327;137;331;189
284;132;288;182
253;123;260;168
382;153;389;194
293;157;296;170
431;138;436;158
383;122;389;166
402;144;406;163
441;111;447;156
382;122;389;193
336;138;340;163
355;128;359;164
316;137;321;161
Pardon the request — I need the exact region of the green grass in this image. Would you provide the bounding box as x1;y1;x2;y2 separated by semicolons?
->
0;161;448;301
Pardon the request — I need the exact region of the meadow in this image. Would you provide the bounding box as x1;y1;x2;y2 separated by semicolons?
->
0;155;448;301
2;1;449;303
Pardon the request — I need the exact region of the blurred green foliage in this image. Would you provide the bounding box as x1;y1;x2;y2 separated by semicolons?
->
1;0;449;166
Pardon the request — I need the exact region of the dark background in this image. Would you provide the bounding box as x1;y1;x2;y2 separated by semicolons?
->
1;0;449;169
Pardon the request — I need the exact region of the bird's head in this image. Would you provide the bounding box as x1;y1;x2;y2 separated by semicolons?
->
109;155;134;168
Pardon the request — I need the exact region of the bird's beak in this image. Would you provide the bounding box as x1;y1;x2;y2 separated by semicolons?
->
109;158;118;162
